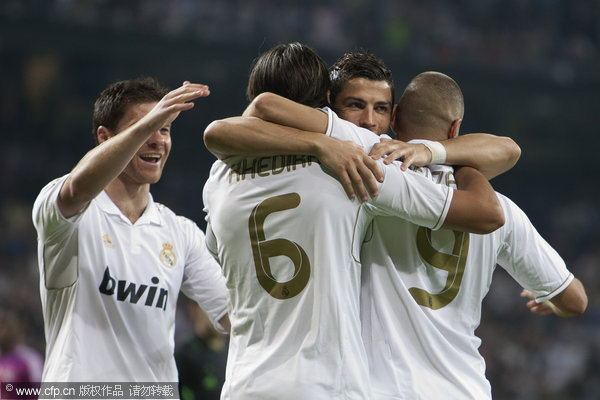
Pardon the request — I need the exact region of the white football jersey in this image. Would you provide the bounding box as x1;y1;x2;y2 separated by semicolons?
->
32;175;228;382
202;108;455;400
361;164;573;399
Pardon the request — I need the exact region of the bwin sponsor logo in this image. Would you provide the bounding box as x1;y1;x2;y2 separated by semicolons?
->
98;266;168;310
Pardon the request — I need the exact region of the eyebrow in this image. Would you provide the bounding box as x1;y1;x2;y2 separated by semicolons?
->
343;96;392;106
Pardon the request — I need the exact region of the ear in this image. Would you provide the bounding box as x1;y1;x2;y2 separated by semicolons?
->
390;104;399;135
97;126;112;144
326;90;332;106
448;118;462;139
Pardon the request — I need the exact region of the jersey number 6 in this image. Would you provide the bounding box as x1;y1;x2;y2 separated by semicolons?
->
248;193;311;300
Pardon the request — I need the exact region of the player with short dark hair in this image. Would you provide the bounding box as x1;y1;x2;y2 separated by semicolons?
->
32;78;230;382
328;50;395;136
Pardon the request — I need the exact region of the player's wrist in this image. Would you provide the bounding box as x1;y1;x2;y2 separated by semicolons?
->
408;139;447;164
309;132;330;158
421;140;447;164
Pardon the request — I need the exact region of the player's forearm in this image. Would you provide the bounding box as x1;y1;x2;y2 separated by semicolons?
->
60;124;157;215
60;83;206;217
549;278;588;317
244;92;328;133
204;116;325;160
441;134;521;180
443;166;504;234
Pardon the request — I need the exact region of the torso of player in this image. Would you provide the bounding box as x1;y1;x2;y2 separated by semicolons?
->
204;155;372;400
38;185;189;381
361;165;496;399
78;195;183;317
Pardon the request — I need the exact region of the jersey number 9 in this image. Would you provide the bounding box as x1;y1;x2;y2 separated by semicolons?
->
409;227;470;309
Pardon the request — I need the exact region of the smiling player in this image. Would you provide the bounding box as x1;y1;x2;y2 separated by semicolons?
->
32;78;230;382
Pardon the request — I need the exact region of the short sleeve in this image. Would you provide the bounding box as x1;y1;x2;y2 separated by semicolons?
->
32;175;82;289
496;194;573;302
365;161;453;231
180;222;229;333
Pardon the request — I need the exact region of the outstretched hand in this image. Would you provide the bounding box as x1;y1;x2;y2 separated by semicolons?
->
137;81;210;133
316;137;383;201
369;138;432;170
521;289;558;316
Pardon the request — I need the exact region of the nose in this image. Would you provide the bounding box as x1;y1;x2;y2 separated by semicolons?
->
147;130;168;147
360;107;376;130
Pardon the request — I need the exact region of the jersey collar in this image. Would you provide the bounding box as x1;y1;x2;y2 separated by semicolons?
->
96;190;163;226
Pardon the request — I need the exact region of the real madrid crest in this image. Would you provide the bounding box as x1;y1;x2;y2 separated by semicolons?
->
159;242;177;269
102;234;115;248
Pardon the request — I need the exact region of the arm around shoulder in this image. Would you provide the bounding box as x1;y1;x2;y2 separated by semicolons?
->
204;116;327;160
244;92;328;133
442;134;521;180
442;166;505;234
203;118;237;159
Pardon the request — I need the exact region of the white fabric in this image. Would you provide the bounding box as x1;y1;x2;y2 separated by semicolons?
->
412;139;447;164
202;108;455;400
32;175;228;382
361;164;573;400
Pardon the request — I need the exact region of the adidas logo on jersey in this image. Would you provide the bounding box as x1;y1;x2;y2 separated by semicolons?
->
98;266;168;310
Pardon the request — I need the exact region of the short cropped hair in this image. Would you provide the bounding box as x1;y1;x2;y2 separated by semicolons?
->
329;50;395;106
394;71;464;138
92;77;168;144
246;42;330;108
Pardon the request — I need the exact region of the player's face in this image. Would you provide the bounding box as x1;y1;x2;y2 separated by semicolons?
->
115;102;172;186
331;77;393;136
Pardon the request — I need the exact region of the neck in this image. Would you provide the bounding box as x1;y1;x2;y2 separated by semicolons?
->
396;122;447;142
105;179;150;224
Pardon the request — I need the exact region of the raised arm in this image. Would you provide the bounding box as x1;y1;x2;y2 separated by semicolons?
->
442;166;505;234
58;83;209;218
369;134;521;180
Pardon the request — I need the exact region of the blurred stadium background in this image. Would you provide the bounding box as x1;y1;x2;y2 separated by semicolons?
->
1;1;599;398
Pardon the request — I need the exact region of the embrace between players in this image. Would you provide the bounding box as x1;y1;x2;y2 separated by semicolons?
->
33;42;587;399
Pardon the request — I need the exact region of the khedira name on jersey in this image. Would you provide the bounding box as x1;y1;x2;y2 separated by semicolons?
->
228;155;319;184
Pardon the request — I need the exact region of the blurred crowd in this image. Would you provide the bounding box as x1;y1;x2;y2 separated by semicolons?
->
1;1;599;399
2;0;599;85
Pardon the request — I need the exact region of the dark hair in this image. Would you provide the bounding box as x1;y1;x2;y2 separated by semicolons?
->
92;77;168;144
329;50;394;105
246;42;330;108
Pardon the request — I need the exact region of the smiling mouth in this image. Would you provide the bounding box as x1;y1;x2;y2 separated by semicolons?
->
139;154;161;163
